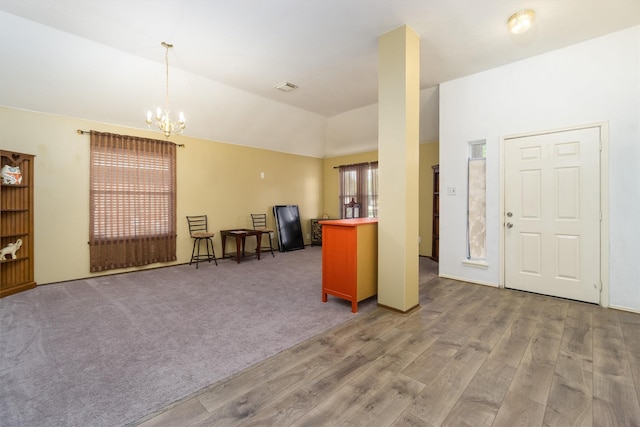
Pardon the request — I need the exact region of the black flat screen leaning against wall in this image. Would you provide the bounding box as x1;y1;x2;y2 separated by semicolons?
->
273;205;305;252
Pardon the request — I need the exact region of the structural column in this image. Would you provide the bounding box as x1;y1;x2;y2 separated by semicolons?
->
377;25;420;312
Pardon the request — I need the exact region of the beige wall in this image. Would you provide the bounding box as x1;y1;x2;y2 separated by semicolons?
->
1;107;323;284
1;106;437;284
322;141;439;257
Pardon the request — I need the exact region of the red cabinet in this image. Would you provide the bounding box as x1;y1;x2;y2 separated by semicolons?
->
320;218;377;312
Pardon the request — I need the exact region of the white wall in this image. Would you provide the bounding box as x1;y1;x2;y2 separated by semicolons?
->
439;26;640;312
325;86;439;157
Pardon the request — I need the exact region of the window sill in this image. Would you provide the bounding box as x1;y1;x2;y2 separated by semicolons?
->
462;259;489;269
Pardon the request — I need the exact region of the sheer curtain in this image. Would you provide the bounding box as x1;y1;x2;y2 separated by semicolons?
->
89;131;177;272
339;162;378;218
466;141;487;260
467;157;486;260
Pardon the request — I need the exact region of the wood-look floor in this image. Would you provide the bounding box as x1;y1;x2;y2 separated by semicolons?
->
135;278;640;427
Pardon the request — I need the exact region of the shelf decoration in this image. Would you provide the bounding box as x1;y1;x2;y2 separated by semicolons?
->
0;239;22;261
1;164;22;185
344;198;360;219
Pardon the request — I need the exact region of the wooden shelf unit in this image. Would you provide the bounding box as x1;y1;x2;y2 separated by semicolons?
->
431;164;439;262
1;150;36;297
310;218;324;246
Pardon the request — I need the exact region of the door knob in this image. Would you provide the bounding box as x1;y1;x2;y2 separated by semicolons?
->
506;212;513;217
506;222;513;228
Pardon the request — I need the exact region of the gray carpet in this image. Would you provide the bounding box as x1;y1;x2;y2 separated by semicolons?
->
0;246;438;427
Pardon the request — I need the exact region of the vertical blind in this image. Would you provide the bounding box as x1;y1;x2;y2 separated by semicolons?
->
89;131;177;272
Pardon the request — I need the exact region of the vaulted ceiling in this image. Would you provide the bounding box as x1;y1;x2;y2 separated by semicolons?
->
0;0;638;156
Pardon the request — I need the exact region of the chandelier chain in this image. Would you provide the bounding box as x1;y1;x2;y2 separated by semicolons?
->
164;43;170;111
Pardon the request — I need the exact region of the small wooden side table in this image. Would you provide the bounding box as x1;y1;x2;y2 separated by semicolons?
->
220;229;263;263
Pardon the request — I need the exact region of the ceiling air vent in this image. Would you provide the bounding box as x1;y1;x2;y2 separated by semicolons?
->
274;81;298;92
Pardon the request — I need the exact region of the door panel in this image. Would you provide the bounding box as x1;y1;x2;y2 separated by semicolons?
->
504;127;600;303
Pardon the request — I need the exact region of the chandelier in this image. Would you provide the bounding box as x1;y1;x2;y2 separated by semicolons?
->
146;42;185;138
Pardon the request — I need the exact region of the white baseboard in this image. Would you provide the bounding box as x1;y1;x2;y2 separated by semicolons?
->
609;304;640;315
438;273;499;288
438;275;639;314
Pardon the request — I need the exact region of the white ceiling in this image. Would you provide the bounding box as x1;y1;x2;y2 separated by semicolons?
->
0;0;638;155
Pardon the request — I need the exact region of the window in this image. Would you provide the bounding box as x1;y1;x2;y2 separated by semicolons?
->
467;141;486;260
89;131;177;272
339;162;378;218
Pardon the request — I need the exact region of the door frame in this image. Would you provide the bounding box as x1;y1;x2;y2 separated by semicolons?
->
499;122;609;307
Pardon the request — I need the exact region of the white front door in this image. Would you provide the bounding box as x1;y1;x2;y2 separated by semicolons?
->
504;127;601;303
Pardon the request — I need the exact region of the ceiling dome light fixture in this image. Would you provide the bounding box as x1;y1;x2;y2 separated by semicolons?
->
146;42;185;138
508;9;536;34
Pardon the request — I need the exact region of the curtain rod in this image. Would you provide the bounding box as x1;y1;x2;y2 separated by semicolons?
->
333;161;378;169
76;129;185;147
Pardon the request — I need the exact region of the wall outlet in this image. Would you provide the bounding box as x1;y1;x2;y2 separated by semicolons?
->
447;186;456;196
